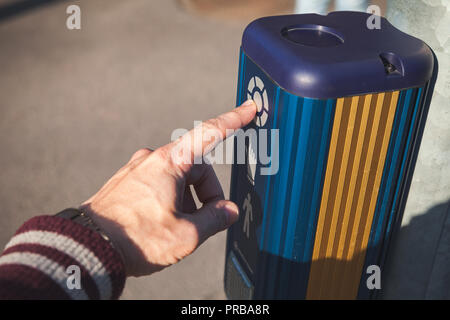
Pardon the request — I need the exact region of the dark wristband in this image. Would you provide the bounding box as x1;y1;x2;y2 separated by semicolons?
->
55;208;115;248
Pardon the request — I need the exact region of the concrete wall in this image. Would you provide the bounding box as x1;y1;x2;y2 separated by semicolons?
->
382;0;450;299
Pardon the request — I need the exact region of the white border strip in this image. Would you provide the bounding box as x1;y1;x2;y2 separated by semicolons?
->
0;252;88;300
5;231;112;299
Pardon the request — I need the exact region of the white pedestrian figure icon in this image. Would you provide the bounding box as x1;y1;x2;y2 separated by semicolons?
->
243;193;253;238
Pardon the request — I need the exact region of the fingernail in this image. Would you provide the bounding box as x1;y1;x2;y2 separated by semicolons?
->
240;99;255;108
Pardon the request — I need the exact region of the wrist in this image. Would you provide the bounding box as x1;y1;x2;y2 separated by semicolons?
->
78;203;130;274
56;208;115;246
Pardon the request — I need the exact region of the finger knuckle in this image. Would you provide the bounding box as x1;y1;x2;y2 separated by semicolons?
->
129;148;152;164
136;148;152;157
151;147;171;164
173;220;198;253
204;118;222;134
231;109;245;127
179;219;198;240
206;205;227;230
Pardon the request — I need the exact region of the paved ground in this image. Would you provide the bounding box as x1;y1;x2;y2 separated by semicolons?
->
0;0;448;299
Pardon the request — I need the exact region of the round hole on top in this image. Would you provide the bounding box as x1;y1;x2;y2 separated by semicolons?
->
281;24;344;47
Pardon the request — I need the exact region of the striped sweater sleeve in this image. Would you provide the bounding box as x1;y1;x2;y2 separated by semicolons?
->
0;215;126;300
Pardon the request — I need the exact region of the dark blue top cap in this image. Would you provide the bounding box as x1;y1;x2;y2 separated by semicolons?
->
242;11;434;99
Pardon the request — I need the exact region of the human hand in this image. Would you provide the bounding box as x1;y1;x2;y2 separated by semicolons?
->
80;100;256;277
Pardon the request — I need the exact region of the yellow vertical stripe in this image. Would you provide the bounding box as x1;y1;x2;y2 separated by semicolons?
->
306;98;344;292
345;94;382;261
329;94;372;298
336;95;372;260
306;91;399;299
318;96;359;298
338;92;388;298
355;91;399;272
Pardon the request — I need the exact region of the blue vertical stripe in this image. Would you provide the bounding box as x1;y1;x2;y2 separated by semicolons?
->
302;99;335;262
237;49;246;106
278;97;305;255
379;88;423;263
260;87;280;249
283;99;314;258
266;94;299;254
373;89;414;242
358;87;424;298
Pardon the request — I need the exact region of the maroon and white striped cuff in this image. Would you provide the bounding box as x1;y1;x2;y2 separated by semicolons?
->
0;215;126;300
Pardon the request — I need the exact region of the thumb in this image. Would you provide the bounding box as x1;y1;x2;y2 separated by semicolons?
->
187;200;239;244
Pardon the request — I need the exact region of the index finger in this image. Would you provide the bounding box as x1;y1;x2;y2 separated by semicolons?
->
167;100;256;171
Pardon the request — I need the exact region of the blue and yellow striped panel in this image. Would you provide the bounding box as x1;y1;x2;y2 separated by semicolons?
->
225;50;428;299
306;92;399;299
